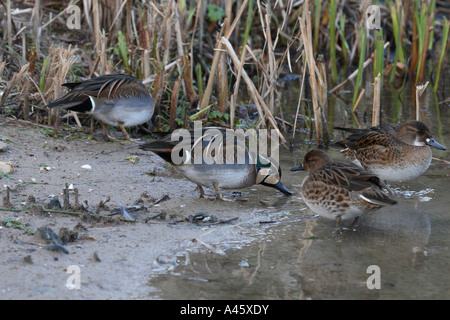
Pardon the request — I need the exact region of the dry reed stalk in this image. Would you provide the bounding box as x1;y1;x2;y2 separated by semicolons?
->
0;63;30;109
372;73;381;126
221;37;286;144
217;52;228;114
352;88;365;112
173;2;197;104
22;78;30;121
199;0;249;119
125;0;133;48
181;55;198;103
92;0;101;53
299;4;327;145
6;0;12;52
143;50;151;80
317;56;328;120
264;13;276;115
41;45;76;130
230;45;248;129
0;61;6;80
197;25;225;120
32;0;40;57
151;4;173;120
292;56;307;140
415;81;429;121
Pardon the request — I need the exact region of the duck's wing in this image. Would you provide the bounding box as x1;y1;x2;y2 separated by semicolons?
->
47;74;148;112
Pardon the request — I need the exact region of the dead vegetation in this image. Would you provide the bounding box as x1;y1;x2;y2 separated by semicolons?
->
0;0;448;144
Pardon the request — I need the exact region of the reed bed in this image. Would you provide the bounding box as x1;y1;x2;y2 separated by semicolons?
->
0;0;448;145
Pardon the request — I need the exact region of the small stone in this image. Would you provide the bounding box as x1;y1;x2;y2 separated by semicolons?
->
0;162;13;174
46;197;62;209
0;142;7;152
23;255;33;264
156;254;178;266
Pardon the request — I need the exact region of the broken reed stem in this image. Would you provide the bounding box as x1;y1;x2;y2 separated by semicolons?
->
352;88;365;112
3;186;12;208
221;37;286;144
372;73;381;126
415;81;429;121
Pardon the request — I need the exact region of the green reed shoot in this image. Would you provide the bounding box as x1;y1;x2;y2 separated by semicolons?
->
195;63;204;100
329;0;337;82
389;2;403;83
374;28;384;84
428;0;436;50
414;0;431;83
313;0;322;53
338;14;349;63
351;27;367;110
117;30;130;74
434;17;449;92
39;57;50;93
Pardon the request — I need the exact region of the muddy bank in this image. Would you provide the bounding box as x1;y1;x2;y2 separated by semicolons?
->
0;119;295;299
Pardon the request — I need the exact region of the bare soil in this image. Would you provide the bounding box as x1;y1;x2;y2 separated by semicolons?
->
0;118;292;299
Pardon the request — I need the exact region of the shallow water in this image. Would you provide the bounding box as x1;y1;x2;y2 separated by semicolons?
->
147;72;450;299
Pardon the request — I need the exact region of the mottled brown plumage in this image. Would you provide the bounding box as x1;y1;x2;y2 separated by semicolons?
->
291;149;397;230
334;121;446;182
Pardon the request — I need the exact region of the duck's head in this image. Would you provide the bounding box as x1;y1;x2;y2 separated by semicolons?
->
290;149;332;174
398;121;446;150
255;155;292;196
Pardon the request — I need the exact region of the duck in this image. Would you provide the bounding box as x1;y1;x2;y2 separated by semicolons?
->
333;120;446;182
291;149;397;230
139;127;292;201
47;74;154;140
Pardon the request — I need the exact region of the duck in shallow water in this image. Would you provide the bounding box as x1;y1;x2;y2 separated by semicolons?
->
333;120;446;182
291;149;397;231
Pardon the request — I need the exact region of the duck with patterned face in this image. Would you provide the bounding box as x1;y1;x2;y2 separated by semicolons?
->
140;128;292;201
47;74;154;140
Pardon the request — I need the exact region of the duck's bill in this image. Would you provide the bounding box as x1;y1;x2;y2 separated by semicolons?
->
427;138;446;150
271;181;293;196
290;164;305;171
